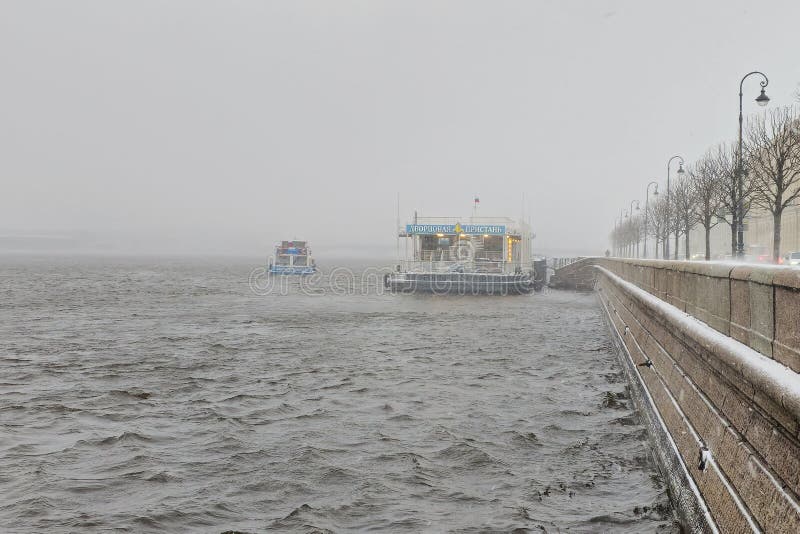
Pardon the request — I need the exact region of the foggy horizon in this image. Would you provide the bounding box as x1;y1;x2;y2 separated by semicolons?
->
3;1;800;258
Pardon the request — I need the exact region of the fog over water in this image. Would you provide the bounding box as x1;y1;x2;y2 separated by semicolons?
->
2;1;800;256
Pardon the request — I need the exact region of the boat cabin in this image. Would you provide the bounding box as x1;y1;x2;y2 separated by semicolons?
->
397;216;532;274
270;240;316;274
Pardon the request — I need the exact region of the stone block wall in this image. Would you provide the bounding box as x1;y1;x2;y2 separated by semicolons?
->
547;259;598;290
594;258;800;373
592;259;800;533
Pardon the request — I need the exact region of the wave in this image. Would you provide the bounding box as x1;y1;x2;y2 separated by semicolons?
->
506;430;542;447
215;393;271;403
267;503;336;533
144;471;180;483
93;431;155;446
435;442;506;469
374;451;429;464
99;389;153;401
600;391;628;409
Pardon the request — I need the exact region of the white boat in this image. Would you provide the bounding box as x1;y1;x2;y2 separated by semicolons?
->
269;240;317;275
386;212;539;294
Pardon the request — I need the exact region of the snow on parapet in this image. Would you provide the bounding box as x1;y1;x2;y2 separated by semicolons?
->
595;265;800;419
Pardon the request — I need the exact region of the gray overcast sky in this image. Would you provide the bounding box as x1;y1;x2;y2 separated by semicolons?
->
2;0;799;257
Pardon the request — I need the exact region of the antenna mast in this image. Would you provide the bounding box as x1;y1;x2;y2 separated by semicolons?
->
395;192;400;264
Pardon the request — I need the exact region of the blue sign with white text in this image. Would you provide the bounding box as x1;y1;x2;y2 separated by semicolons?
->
405;223;506;235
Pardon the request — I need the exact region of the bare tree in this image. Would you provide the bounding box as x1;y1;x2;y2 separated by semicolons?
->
713;142;754;257
610;225;620;257
671;176;698;259
689;153;725;260
628;213;644;258
746;105;800;262
621;219;631;257
668;181;683;259
660;191;676;259
649;195;669;260
610;220;626;257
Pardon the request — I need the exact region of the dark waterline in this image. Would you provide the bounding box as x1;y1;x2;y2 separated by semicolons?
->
0;256;677;533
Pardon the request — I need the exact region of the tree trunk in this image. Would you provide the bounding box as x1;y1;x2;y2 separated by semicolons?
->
674;232;679;260
655;237;660;259
684;221;690;260
730;187;738;256
705;224;711;261
773;211;782;264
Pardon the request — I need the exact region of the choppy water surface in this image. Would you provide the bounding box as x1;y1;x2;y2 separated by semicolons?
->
1;256;677;533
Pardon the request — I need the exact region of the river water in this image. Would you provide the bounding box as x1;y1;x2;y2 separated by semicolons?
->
1;256;677;533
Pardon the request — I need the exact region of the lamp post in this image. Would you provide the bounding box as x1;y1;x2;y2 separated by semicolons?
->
626;200;640;257
665;155;685;260
736;71;770;258
616;208;625;256
644;181;659;258
621;209;629;257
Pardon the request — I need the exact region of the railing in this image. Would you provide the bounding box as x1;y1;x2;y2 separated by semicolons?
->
417;248;504;262
551;257;585;270
270;256;313;267
398;259;528;274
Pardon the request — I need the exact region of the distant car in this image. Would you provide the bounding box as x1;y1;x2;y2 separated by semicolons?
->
786;252;800;266
690;253;705;261
747;246;771;263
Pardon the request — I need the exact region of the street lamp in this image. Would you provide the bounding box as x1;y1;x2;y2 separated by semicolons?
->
644;181;659;258
736;71;770;258
630;200;640;257
665;155;685;260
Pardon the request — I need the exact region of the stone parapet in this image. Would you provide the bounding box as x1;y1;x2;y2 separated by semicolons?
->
592;258;800;374
594;262;800;533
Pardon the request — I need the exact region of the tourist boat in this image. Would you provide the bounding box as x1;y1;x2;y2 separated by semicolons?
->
385;210;540;294
269;240;317;275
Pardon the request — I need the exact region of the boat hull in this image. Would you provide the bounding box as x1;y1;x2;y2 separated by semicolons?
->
385;272;534;295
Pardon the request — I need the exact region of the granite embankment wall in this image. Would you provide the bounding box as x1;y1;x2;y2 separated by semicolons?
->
559;258;800;533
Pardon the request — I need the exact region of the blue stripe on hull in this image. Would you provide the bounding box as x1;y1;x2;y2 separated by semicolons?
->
386;273;534;295
269;266;317;275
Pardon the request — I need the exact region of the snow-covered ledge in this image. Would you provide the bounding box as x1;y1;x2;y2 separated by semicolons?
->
594;258;800;375
596;265;800;421
594;262;800;533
